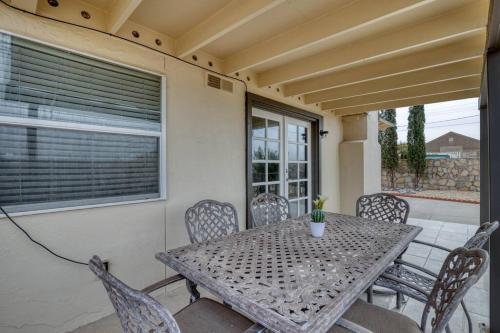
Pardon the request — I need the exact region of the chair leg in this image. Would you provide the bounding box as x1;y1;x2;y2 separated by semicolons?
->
186;279;200;303
396;291;403;309
367;285;373;304
462;300;473;333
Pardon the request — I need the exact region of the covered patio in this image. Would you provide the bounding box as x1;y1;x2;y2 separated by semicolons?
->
68;218;489;333
0;0;499;332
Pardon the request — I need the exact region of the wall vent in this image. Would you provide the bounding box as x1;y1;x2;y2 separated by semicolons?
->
206;73;233;93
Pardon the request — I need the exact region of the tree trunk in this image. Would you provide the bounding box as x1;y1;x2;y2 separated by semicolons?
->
390;169;395;189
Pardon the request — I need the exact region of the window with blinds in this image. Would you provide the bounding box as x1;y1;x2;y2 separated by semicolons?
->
0;33;164;213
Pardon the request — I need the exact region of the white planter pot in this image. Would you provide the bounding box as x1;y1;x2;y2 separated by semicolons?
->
310;221;325;237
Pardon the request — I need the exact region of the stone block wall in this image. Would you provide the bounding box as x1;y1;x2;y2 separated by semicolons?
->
382;158;480;191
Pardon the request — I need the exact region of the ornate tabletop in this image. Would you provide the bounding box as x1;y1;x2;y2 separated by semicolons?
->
156;213;421;333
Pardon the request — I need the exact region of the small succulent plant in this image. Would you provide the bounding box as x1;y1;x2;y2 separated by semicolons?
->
311;209;325;223
311;195;327;223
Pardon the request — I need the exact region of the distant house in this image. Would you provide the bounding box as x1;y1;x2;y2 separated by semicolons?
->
426;131;480;158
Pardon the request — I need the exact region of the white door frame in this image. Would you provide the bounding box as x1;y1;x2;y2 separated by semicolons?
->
284;116;312;216
251;108;312;216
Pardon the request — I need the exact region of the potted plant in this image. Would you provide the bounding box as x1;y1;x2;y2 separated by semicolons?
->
310;195;327;237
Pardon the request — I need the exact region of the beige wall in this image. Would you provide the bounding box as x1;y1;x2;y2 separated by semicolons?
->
339;141;365;214
339;113;381;215
0;5;342;333
320;115;343;212
342;115;368;141
364;112;382;194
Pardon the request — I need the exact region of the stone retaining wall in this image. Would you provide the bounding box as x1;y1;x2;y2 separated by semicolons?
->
382;158;480;191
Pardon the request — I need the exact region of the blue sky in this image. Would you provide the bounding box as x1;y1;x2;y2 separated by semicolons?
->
394;98;480;143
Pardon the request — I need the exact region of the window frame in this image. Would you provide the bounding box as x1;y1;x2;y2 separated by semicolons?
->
0;31;167;217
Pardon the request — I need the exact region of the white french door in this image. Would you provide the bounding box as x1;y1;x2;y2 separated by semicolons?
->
251;108;312;217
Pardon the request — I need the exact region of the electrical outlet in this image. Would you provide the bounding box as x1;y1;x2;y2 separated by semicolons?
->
479;322;488;333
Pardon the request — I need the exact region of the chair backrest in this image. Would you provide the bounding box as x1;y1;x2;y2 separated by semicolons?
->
421;248;489;333
89;256;180;333
461;221;499;250
250;193;290;227
356;193;410;224
464;231;490;249
185;200;239;244
475;221;499;237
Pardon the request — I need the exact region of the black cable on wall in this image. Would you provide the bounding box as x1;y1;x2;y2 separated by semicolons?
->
0;206;89;266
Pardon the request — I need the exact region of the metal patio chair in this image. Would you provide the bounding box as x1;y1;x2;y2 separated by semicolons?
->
357;193;410;305
184;199;239;302
373;221;498;333
331;247;489;333
89;255;254;333
250;193;290;227
185;199;239;244
356;193;410;224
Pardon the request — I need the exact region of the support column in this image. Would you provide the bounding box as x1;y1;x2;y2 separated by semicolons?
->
487;49;500;333
480;106;489;223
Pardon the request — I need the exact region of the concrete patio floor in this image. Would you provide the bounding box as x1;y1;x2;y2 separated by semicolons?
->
71;218;488;333
404;197;480;225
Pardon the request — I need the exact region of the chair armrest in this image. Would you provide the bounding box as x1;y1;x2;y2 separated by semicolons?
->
394;259;439;278
336;318;374;333
412;239;452;252
380;273;431;297
141;274;185;294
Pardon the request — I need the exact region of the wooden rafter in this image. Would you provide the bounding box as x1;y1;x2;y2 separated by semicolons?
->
8;0;38;13
322;76;480;110
257;0;488;87
283;32;485;97
303;58;482;104
176;0;285;58
330;89;480;115
107;0;143;34
222;0;426;74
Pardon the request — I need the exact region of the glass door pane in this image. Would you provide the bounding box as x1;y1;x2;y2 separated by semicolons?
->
251;109;283;197
285;118;311;218
250;108;312;219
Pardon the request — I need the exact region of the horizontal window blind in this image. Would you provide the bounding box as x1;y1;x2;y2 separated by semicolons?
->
0;33;163;213
0;34;162;131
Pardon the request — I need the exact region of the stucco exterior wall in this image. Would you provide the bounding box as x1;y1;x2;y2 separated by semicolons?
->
339;141;365;215
339;113;381;215
0;5;342;333
364;113;382;194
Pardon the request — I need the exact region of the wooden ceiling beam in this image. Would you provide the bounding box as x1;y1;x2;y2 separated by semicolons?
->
303;58;482;104
222;0;427;74
176;0;285;58
257;0;488;87
8;0;38;13
106;0;143;34
283;32;486;97
331;89;480;116
322;76;480;110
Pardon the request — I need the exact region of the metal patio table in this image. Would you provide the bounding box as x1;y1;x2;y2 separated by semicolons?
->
156;212;422;333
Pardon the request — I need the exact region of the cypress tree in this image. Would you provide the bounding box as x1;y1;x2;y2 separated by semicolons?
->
380;109;398;189
378;111;386;145
407;105;426;189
